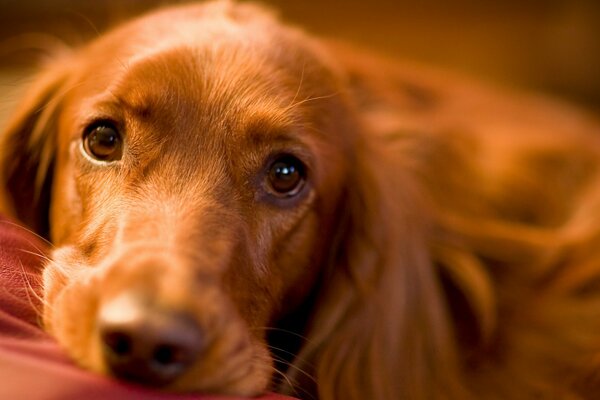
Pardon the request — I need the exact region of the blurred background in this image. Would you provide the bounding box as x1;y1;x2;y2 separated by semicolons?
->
1;0;599;124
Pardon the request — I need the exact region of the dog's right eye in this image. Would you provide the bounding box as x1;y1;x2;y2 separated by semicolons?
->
266;155;306;197
82;123;123;162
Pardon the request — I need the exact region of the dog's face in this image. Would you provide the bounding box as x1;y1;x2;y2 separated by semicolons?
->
25;3;353;395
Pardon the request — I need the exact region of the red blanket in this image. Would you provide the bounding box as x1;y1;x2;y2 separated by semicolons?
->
0;215;295;400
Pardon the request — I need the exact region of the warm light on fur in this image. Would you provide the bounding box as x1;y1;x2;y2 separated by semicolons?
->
1;1;600;399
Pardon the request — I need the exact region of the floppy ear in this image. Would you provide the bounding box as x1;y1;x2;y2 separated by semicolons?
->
0;62;69;237
278;42;497;399
284;130;469;399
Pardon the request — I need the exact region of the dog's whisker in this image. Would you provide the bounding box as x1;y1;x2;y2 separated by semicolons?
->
269;365;317;400
251;326;312;345
269;351;317;386
0;220;54;249
17;248;53;264
65;9;101;40
16;259;46;303
45;261;73;279
284;91;340;112
288;61;306;108
16;259;47;316
265;343;315;370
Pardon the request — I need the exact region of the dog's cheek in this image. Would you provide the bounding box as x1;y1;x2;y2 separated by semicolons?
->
43;261;104;372
213;337;273;396
272;212;322;312
171;306;274;396
49;142;84;245
41;265;66;334
42;247;77;332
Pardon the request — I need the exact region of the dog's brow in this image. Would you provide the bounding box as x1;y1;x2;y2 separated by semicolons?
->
116;95;153;119
241;120;300;147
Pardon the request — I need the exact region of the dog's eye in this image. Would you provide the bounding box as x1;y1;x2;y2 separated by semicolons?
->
83;123;123;161
267;155;306;196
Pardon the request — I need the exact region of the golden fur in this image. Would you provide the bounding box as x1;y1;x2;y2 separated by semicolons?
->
1;1;600;399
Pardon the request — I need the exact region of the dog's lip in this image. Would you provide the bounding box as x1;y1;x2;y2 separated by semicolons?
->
105;356;185;387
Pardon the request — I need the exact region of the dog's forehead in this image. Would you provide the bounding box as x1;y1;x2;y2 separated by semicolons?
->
116;47;289;114
78;11;306;115
80;1;306;87
92;50;302;153
62;3;346;166
73;38;333;151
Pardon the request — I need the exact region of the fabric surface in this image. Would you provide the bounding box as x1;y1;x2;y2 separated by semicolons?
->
0;214;296;400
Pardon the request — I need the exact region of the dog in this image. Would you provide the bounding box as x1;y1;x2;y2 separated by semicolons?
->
1;1;600;399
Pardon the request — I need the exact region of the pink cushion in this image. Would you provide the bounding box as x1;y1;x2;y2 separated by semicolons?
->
0;214;295;400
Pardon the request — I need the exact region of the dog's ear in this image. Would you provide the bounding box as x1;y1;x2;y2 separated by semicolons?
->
278;44;477;399
285;134;469;399
0;61;70;237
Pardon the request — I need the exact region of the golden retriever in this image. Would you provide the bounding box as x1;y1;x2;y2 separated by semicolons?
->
1;1;600;399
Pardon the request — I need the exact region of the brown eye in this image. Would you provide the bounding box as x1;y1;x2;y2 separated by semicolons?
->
83;123;123;161
267;155;306;196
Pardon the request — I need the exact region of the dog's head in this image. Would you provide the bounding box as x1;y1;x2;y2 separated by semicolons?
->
0;2;461;398
1;2;359;394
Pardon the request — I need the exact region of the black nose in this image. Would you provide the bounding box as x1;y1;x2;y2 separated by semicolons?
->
98;295;203;386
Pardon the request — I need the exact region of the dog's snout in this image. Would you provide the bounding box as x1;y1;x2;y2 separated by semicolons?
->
98;294;203;386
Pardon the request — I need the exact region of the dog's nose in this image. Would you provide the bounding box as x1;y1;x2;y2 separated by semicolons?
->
98;294;203;386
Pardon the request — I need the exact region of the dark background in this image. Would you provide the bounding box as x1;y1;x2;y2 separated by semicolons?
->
1;0;599;118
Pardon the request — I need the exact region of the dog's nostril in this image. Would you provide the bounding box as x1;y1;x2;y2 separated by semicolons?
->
102;331;133;358
98;295;204;386
153;343;186;366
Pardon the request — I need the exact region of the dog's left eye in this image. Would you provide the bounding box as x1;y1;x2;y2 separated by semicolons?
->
266;155;306;197
83;123;123;162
